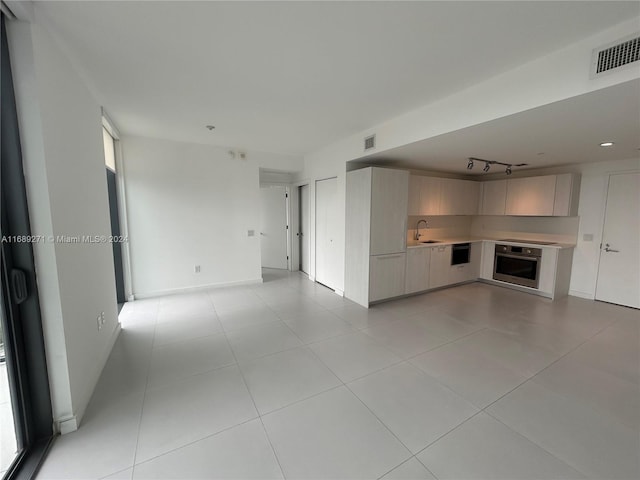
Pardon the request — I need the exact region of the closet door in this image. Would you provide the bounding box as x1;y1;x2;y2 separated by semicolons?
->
315;177;339;289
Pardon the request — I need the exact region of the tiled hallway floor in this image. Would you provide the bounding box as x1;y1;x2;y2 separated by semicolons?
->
36;270;639;479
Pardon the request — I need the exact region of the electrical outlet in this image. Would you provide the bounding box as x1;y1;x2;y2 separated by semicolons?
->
195;265;201;273
100;312;106;326
97;315;102;331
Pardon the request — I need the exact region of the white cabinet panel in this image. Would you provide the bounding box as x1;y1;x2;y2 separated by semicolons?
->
480;180;507;215
553;173;579;216
369;253;407;302
480;241;495;280
441;179;480;215
505;176;556;216
405;248;430;294
419;176;441;215
408;175;422;216
428;245;451;289
370;169;409;255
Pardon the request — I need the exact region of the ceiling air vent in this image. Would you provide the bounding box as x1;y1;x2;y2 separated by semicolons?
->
592;34;640;76
364;134;376;151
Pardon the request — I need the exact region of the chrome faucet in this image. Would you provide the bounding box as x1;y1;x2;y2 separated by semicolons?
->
415;219;429;240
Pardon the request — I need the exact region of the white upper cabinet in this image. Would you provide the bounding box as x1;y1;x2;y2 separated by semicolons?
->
409;175;479;216
440;178;480;215
504;173;579;216
480;179;507;215
370;168;409;255
505;175;557;216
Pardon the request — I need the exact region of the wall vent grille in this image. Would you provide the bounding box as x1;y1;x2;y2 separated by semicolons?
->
593;35;640;75
364;134;376;151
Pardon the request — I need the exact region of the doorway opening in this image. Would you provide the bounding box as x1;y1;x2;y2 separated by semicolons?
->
298;184;310;274
102;125;126;306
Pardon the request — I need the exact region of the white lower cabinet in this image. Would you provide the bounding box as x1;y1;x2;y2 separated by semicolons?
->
405;248;431;294
369;253;406;302
428;245;451;289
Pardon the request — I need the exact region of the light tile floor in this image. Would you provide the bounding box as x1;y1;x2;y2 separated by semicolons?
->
36;270;639;479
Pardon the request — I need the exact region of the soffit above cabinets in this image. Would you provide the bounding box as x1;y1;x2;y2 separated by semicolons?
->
352;79;640;176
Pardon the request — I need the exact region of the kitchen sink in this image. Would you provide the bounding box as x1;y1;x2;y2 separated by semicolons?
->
420;240;441;244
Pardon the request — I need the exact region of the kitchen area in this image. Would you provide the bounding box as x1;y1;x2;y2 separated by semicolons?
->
345;167;580;308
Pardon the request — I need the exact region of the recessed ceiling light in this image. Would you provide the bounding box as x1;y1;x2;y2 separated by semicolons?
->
599;141;614;147
205;125;215;131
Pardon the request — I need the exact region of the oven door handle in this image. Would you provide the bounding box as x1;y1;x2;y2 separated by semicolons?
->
495;253;540;261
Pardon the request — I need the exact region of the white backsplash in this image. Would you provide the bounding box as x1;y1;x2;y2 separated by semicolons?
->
407;216;472;243
470;216;579;244
406;215;580;244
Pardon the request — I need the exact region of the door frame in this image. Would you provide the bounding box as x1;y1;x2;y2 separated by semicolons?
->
290;183;310;274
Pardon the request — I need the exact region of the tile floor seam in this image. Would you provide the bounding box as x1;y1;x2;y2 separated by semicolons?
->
130;416;260;469
482;409;593;479
225;332;287;480
375;454;439;480
97;465;135;480
341;380;417;461
478;317;627;414
149;329;227;350
130;301;160;474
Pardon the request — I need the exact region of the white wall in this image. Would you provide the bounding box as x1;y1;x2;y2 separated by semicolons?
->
301;17;639;300
8;19;119;433
122;135;301;297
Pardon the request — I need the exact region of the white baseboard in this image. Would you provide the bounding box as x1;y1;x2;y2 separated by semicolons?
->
57;415;79;435
133;278;263;300
334;288;344;297
569;289;595;300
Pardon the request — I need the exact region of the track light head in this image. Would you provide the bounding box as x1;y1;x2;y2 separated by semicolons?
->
467;159;474;170
506;165;512;175
483;162;490;173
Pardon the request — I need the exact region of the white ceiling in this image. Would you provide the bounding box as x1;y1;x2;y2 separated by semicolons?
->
355;78;640;175
35;1;639;159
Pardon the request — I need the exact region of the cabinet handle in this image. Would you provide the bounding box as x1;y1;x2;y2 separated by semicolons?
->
376;254;404;259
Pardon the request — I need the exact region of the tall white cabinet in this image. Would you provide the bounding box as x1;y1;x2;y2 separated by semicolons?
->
345;167;409;307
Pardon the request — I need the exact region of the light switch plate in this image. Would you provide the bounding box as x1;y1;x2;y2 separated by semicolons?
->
248;230;255;237
583;233;594;242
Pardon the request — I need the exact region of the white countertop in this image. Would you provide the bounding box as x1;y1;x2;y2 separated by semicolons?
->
407;237;575;250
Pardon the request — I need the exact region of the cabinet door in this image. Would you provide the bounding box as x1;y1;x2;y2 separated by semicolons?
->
420;177;441;215
370;168;409;255
505;176;556;216
405;248;430;294
408;175;422;215
369;253;407;302
440;179;480;215
428;245;451;288
479;241;495;280
480;180;507;215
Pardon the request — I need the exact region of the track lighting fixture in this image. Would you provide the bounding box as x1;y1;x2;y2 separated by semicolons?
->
466;157;527;175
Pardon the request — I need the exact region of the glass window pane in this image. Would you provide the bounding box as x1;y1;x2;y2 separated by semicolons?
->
103;127;116;171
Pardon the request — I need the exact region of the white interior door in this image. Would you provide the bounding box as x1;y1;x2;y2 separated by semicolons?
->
315;178;338;289
299;184;310;274
595;173;640;308
260;186;288;270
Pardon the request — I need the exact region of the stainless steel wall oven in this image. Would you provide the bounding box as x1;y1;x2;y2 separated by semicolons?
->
493;244;542;289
